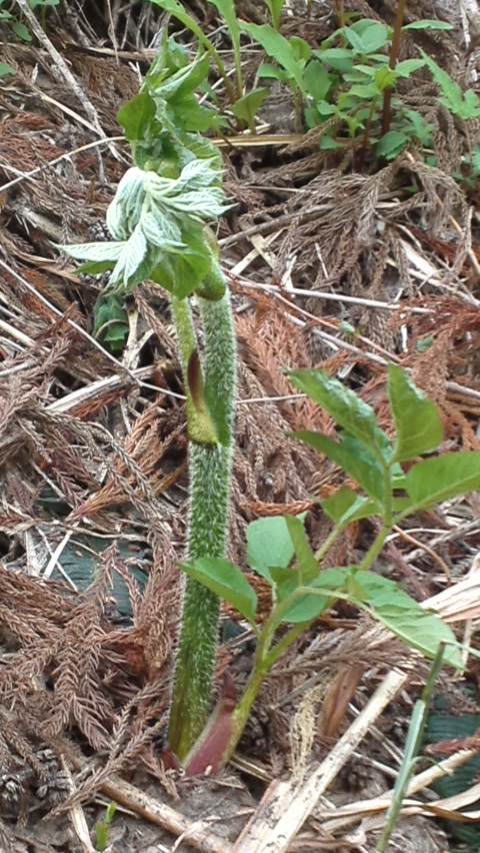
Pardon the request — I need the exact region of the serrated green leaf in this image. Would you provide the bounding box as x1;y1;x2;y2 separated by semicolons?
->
388;365;443;462
421;50;480;119
404;452;480;511
344;21;388;53
289;369;390;458
181;557;257;624
321;487;380;525
352;571;462;668
376;130;408;159
247;516;295;583
240;22;307;93
58;241;126;263
294;431;385;503
109;225;148;289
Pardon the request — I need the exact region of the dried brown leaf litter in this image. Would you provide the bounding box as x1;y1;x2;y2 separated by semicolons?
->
1;0;480;850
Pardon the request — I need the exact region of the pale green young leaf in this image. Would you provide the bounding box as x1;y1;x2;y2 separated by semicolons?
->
240;22;307;93
395;59;425;77
232;88;269;126
181;558;257;624
109;225;148;289
404;452;480;510
403;19;453;31
140;212;184;249
247;516;295;583
288;369;390;457
303;61;333;100
264;0;284;30
388;365;443;462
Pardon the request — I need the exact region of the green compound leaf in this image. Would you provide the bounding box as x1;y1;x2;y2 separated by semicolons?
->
181;557;257;624
421;51;480;119
289;369;390;459
404;452;480;511
388;365;443;462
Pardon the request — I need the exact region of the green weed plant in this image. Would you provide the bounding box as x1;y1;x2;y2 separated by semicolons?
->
57;30;480;774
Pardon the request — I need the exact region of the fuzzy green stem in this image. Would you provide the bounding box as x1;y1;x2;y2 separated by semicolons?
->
168;289;236;760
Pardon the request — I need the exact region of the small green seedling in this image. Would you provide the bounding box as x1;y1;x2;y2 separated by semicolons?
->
179;365;479;774
95;801;117;852
0;0;59;42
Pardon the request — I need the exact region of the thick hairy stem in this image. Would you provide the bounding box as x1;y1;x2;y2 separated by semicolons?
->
168;291;236;760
